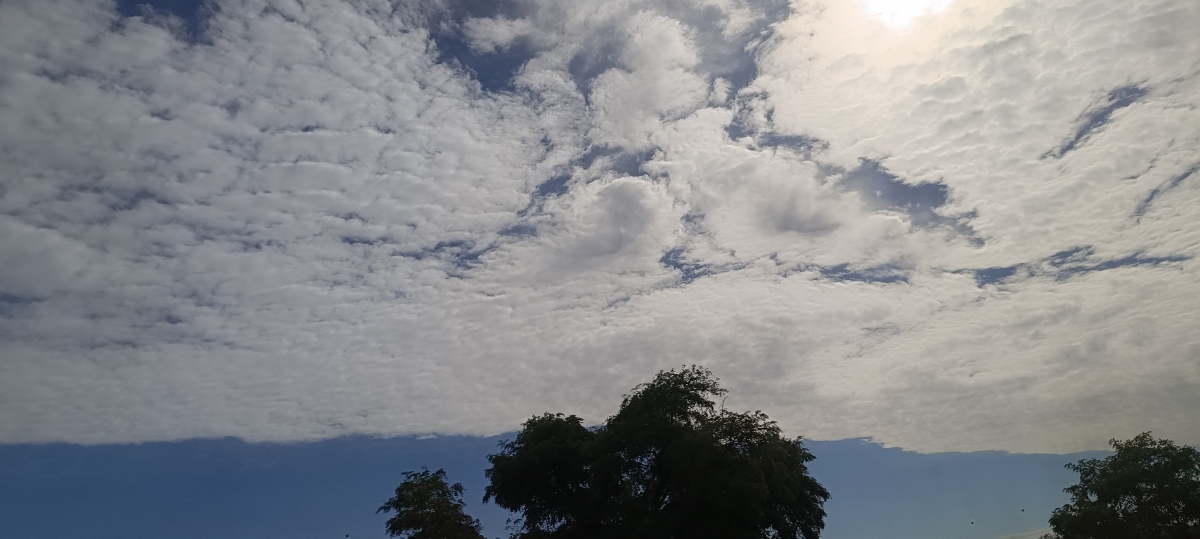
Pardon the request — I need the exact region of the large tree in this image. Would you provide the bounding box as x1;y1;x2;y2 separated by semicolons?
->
1043;432;1200;539
377;468;485;539
484;366;830;539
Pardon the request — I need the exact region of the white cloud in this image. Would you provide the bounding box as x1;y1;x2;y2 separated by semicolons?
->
462;16;536;54
0;216;94;298
0;0;1197;453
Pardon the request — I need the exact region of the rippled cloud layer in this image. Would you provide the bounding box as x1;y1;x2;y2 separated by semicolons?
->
1;0;1197;452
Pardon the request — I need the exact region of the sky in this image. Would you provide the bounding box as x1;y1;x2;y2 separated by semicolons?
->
0;435;1109;539
0;0;1198;535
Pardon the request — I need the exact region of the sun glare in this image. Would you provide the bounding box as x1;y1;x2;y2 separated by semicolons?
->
861;0;951;27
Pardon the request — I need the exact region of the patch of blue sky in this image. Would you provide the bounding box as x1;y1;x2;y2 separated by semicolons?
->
565;0;789;99
420;0;538;93
660;248;721;284
808;439;1109;539
1134;162;1200;218
975;265;1020;287
116;0;208;39
972;246;1190;287
0;436;510;539
577;146;657;177
567;36;624;97
533;172;573;198
1050;251;1189;280
498;223;538;238
672;0;790;93
756;133;829;154
341;236;389;246
1047;85;1149;158
396;239;493;271
115;0;204;19
431;34;541;93
817;263;909;284
838;159;981;242
519;171;573;217
0;436;1109;539
524;147;657;216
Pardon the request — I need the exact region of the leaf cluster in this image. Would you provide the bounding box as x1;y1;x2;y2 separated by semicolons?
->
377;468;485;539
483;366;830;539
1045;432;1200;539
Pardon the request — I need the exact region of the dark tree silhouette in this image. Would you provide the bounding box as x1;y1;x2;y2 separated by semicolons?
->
378;468;485;539
1043;432;1200;539
484;366;830;539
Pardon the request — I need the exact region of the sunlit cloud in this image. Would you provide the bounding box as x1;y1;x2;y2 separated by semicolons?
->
0;0;1198;454
861;0;952;27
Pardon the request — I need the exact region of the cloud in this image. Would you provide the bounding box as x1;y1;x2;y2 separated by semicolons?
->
0;0;1197;453
461;15;535;54
0;216;94;299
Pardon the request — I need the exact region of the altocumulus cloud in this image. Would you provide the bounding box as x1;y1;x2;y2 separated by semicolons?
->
0;0;1197;453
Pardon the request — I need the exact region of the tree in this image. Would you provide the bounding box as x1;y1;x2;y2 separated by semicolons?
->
484;366;830;539
1043;432;1200;539
378;468;485;539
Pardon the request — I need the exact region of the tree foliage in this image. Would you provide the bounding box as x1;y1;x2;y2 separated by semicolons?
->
378;468;485;539
1044;432;1200;539
484;366;830;539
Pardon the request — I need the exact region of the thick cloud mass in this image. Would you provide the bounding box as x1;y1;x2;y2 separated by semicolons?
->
0;0;1197;452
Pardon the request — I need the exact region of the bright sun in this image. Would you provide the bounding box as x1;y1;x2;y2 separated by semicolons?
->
861;0;951;27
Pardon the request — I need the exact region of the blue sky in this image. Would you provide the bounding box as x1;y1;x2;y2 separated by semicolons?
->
0;435;1106;539
1;0;1198;536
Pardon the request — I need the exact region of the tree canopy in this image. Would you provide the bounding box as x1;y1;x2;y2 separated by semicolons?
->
483;366;830;539
377;468;485;539
1044;432;1200;539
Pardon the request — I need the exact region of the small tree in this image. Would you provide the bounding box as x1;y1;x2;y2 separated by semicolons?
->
484;366;830;539
1043;432;1200;539
378;468;485;539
